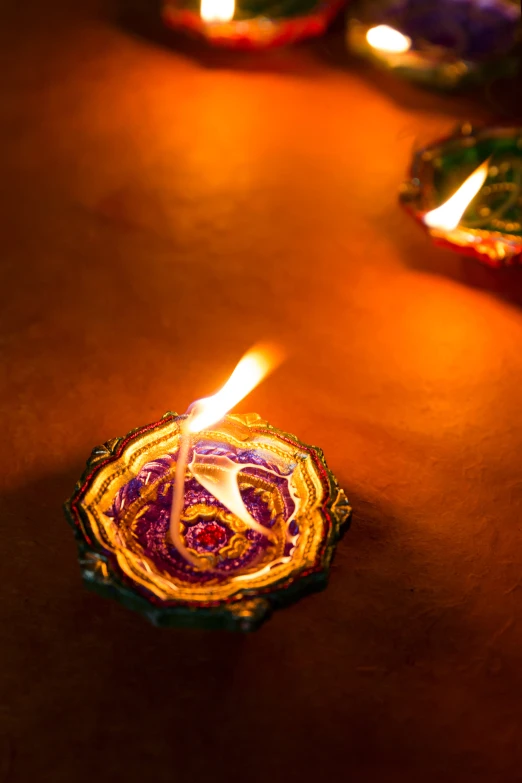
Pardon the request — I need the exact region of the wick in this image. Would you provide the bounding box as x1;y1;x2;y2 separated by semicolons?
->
168;413;201;568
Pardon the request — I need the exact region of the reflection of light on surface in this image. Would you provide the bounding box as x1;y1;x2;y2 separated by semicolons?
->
423;159;490;232
366;25;411;53
388;277;499;400
200;0;235;22
188;344;283;433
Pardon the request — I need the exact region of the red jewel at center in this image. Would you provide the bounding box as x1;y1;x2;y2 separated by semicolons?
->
195;521;227;550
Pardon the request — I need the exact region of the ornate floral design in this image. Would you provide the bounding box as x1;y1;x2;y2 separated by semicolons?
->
65;413;351;631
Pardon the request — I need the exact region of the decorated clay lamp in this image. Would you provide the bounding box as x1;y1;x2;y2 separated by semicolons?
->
400;123;522;267
162;0;345;48
346;0;520;89
65;347;351;631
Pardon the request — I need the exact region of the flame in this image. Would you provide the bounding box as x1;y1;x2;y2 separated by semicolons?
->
200;0;235;22
168;344;283;563
423;159;490;232
187;344;282;434
366;25;412;54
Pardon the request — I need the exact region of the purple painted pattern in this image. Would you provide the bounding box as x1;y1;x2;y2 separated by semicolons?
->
105;443;297;584
105;457;172;519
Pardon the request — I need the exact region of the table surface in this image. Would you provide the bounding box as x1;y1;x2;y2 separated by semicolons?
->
2;2;522;782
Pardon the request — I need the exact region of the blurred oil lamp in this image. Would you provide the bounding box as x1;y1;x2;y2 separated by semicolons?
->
347;0;520;89
162;0;345;48
400;124;522;266
65;346;351;631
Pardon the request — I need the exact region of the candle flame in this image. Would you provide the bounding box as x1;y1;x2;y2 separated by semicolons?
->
200;0;235;22
366;25;412;54
187;345;282;434
168;344;283;563
423;159;490;232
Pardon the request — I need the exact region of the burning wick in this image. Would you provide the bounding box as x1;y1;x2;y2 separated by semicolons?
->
366;25;412;54
169;345;282;566
423;158;490;232
200;0;235;23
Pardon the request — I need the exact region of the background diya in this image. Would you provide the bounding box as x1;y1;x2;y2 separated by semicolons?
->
400;124;522;266
347;0;520;89
162;0;345;48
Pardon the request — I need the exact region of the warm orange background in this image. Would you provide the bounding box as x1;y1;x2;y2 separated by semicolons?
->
1;2;522;782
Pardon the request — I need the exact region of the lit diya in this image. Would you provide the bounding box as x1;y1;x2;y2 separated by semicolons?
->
400;123;522;266
347;0;520;89
162;0;345;48
65;347;351;631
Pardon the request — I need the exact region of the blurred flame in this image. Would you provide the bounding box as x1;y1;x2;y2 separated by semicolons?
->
187;344;283;434
200;0;235;22
424;159;490;232
366;25;412;54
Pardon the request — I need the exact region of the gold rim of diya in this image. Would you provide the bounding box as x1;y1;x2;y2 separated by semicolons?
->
65;412;351;630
